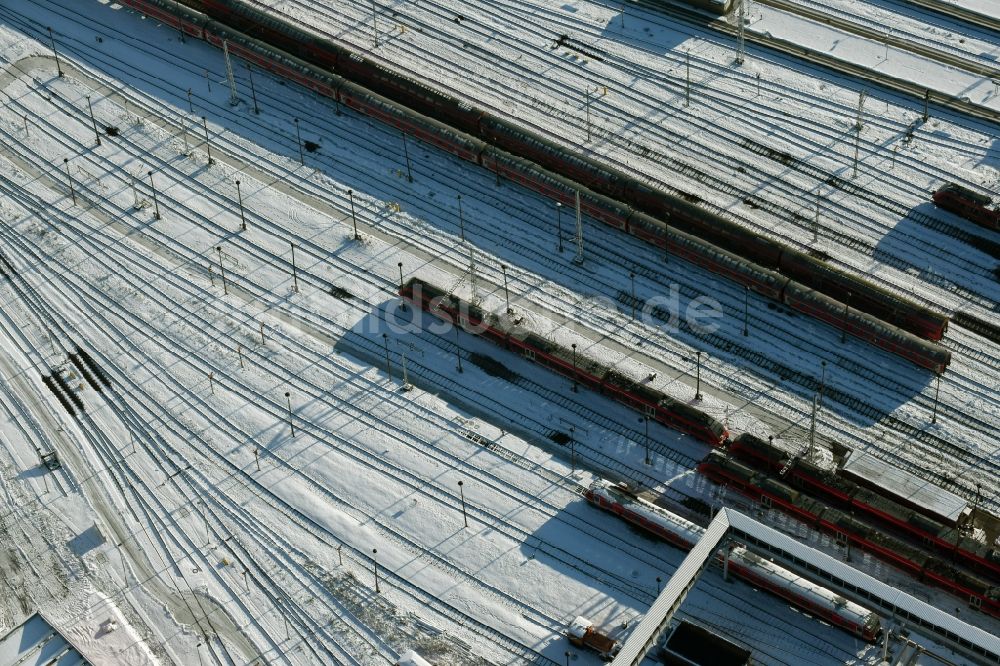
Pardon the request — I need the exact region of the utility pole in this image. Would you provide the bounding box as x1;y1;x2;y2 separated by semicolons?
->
290;242;299;293
458;480;468;528
131;173;140;209
216;246;228;295
86;96;102;146
931;372;941;424
285;391;295;436
201;116;214;165
397;261;404;290
382;334;392;378
813;188;820;242
348;189;359;240
371;0;379;48
148;171;160;220
468;245;479;304
245;63;259;114
685;50;691;106
922;89;929;122
664;215;670;263
853;90;867;178
455;325;463;373
401;132;413;182
819;361;827;408
571;343;578;393
294;118;304;165
808;393;817;453
573;190;584;265
643;415;650;465
400;352;412;391
235;180;246;231
48;27;63;77
630;272;636;319
695;351;703;400
501;264;512;314
556;202;563;252
372;548;380;593
585;86;592;141
223;41;239;106
742;286;749;336
735;0;746;66
63;158;75;205
457;194;465;241
840;292;851;343
180;114;189;156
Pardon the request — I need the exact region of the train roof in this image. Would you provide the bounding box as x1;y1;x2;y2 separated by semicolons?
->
939;183;993;206
840;452;969;525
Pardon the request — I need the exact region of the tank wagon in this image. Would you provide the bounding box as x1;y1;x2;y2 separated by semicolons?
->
118;0;953;372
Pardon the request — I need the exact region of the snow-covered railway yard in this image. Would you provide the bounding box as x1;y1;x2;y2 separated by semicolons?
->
0;0;997;664
258;0;1000;324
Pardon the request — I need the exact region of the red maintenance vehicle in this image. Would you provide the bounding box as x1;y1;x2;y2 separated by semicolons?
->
933;183;1000;231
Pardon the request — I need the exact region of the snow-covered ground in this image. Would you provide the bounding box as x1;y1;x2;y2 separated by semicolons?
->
0;0;996;665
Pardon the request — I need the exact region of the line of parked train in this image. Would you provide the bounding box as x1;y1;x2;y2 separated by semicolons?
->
400;276;999;618
120;0;952;372
585;479;882;642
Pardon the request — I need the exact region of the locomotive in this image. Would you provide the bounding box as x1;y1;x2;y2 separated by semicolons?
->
933;183;1000;231
585;479;882;641
699;450;1000;617
400;277;728;445
117;0;953;373
727;433;1000;582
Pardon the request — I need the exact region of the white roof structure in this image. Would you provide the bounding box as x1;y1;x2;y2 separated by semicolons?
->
395;649;432;666
0;613;89;666
841;451;969;525
611;508;1000;666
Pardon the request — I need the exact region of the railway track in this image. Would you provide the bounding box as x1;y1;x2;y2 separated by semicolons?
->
11;1;996;348
0;71;876;660
11;0;1000;556
0;23;992;652
753;0;1000;78
229;0;999;323
3;32;996;524
0;166;851;666
899;0;1000;33
633;0;1000;123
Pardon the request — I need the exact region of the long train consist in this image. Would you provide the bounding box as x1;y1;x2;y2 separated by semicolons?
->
585;479;882;641
401;277;728;445
117;0;951;372
401;276;1000;616
700;451;1000;617
727;433;1000;581
933;183;1000;231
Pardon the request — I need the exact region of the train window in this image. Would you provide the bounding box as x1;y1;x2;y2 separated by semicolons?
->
644;404;656;418
524;349;535;361
970;595;982;609
836;531;847;545
760;495;772;508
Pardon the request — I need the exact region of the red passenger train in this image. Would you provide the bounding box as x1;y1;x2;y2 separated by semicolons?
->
116;0;952;373
699;450;1000;617
933;183;1000;231
727;433;1000;582
401;277;728;446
